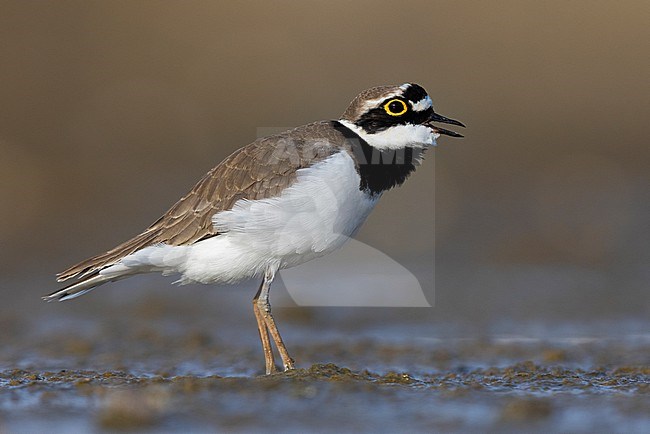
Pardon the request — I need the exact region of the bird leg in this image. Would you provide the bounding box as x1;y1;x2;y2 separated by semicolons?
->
253;266;295;374
252;280;277;375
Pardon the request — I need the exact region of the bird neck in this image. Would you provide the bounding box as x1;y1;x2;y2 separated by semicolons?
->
332;120;423;195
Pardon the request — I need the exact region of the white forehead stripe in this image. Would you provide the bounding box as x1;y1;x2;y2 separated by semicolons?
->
410;96;432;112
359;91;403;112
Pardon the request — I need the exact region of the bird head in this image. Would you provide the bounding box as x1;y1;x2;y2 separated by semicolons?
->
339;83;465;150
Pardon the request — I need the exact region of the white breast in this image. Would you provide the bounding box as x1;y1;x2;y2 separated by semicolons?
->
113;151;380;285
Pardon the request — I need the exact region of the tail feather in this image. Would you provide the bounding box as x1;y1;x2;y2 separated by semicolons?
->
56;231;158;282
43;273;116;302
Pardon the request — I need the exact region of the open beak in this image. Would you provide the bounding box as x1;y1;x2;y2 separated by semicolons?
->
424;112;466;138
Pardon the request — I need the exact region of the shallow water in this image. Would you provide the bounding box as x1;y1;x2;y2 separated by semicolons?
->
0;280;648;433
2;363;649;433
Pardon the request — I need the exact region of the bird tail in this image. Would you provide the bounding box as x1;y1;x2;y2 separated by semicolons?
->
42;273;119;302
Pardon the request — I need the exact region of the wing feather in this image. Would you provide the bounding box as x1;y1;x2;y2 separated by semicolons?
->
57;121;341;281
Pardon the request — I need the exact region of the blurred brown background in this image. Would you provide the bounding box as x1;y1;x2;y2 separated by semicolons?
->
0;1;648;320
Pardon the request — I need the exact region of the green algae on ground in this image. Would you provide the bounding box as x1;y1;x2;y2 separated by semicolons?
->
1;363;648;393
272;363;418;385
1;362;649;433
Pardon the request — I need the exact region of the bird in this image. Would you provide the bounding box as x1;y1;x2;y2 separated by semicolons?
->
44;83;464;374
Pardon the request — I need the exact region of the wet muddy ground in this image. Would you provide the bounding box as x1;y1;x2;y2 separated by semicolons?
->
1;362;649;433
0;285;648;433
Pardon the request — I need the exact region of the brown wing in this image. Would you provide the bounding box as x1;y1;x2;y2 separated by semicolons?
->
57;121;340;281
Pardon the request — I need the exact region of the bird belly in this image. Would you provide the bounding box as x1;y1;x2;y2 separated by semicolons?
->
180;151;379;284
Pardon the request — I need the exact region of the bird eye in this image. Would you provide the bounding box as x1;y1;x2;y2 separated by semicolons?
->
384;99;408;116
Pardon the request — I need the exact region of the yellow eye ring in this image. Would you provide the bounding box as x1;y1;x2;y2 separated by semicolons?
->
384;99;408;116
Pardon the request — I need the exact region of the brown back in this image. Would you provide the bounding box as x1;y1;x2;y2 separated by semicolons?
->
58;121;343;281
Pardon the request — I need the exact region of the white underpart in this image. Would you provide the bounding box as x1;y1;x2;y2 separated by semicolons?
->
338;119;438;150
410;96;433;112
100;151;379;284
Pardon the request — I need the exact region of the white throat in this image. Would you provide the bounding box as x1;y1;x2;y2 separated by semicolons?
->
338;119;438;150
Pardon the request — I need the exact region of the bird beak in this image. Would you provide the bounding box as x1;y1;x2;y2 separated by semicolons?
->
424;112;466;138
